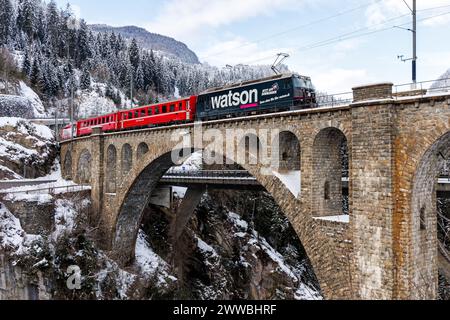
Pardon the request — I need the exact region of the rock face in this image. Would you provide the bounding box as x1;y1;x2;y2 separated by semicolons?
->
143;190;322;300
0;118;56;180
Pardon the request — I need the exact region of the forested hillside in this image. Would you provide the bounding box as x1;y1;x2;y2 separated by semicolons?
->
0;0;281;118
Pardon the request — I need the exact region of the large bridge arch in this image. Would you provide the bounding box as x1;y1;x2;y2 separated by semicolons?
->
393;98;450;300
108;129;352;299
409;132;448;299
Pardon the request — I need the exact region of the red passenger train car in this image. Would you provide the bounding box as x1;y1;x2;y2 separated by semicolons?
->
63;96;197;139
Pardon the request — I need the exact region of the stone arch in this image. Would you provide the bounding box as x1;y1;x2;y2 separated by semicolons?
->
63;151;72;180
137;142;149;160
121;144;133;176
112;147;196;263
76;149;92;184
106;145;117;194
110;142;352;299
410;131;450;299
272;131;301;171
312;127;349;217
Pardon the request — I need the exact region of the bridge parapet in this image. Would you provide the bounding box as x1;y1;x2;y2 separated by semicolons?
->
352;82;393;102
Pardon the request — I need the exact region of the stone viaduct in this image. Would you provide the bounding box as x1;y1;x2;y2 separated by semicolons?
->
60;83;450;300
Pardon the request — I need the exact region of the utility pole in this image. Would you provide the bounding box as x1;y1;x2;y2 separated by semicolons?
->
130;69;134;108
397;0;417;88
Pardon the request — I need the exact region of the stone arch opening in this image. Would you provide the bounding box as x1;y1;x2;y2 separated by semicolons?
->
238;133;262;165
121;144;133;176
411;131;450;299
106;145;117;194
137;143;149;160
111;148;322;298
312;127;349;217
272;131;301;171
76;149;92;184
63;151;72;180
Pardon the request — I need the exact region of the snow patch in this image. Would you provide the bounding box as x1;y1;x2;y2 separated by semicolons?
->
0;203;41;255
53;199;78;241
169;151;203;173
135;230;176;286
172;186;188;199
272;170;301;198
19;82;46;117
0;203;25;251
196;236;218;258
0;117;54;140
313;215;350;224
77;83;118;118
227;212;248;231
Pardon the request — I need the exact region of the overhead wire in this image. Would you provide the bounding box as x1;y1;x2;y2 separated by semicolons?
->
238;9;450;65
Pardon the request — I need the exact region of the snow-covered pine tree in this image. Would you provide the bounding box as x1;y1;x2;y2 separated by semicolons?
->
134;65;144;91
76;20;91;68
80;67;91;90
30;57;45;91
17;0;37;40
46;0;60;51
129;38;140;71
22;50;32;76
0;0;13;45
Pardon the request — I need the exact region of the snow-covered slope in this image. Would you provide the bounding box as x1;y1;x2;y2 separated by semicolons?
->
0;81;46;118
0;117;55;180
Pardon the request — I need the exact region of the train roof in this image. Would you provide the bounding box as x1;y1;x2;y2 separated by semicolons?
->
200;73;311;95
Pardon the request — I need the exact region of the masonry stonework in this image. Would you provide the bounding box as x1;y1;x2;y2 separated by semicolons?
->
60;87;450;300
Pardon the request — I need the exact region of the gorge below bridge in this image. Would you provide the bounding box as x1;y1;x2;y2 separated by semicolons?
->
60;83;450;300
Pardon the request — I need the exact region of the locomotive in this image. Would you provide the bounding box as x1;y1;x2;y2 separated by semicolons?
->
60;73;315;140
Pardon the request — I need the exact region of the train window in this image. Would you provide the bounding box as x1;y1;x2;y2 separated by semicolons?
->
155;107;160;115
179;103;183;110
135;111;139;118
285;80;292;89
170;104;175;112
293;77;306;88
162;105;167;113
129;112;133;119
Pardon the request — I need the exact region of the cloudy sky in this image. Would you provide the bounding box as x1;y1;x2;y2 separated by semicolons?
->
54;0;450;93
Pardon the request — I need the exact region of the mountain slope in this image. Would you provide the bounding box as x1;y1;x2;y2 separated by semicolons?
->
431;69;450;92
90;24;200;64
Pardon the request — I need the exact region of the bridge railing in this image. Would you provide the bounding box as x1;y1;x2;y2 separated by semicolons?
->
316;91;353;108
0;184;91;196
394;77;450;97
163;169;254;179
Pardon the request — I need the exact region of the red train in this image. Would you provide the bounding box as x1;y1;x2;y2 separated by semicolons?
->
61;73;316;140
61;96;197;140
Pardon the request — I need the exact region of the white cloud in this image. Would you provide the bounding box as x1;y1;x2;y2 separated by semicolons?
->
145;0;298;41
365;0;450;28
199;36;294;67
311;68;371;93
